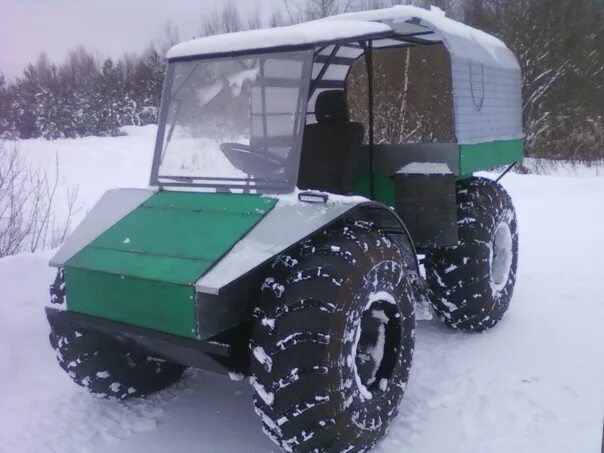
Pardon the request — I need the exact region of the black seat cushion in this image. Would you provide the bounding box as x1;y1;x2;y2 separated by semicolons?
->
298;90;364;194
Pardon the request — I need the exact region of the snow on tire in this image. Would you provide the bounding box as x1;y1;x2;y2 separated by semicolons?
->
48;272;185;400
424;176;519;331
250;220;415;452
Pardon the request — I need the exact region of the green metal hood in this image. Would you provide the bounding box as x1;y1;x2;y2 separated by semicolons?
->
63;191;277;338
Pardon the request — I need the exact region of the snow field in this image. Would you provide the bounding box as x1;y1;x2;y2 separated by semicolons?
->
0;128;602;452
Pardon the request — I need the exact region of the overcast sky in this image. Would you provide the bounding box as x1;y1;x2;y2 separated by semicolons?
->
0;0;286;79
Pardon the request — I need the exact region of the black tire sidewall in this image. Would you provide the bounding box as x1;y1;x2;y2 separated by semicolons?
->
425;177;519;330
48;306;185;399
338;258;415;439
250;221;416;451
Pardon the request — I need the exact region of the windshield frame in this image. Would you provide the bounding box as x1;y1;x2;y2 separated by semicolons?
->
149;50;313;194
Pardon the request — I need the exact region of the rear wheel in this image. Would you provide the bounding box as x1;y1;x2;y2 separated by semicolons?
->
250;220;415;452
424;177;518;331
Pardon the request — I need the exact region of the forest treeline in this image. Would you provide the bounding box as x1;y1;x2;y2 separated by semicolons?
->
0;0;602;162
0;48;164;139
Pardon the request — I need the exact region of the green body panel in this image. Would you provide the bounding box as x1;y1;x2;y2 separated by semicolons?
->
354;138;524;203
67;247;209;284
352;175;397;207
64;192;277;338
65;268;198;338
459;139;524;175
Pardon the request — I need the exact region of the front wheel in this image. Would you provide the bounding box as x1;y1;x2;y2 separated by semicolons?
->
48;320;186;400
250;220;415;452
424;176;519;331
47;271;186;400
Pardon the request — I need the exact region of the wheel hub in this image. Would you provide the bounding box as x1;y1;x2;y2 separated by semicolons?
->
489;221;513;292
353;297;402;399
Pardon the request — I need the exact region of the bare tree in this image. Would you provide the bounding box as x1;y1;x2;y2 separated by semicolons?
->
282;0;359;21
304;0;346;19
159;21;181;55
0;140;78;257
269;9;290;27
201;2;245;36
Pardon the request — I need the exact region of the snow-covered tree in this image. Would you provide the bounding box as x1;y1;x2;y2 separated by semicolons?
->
464;0;603;161
0;73;17;139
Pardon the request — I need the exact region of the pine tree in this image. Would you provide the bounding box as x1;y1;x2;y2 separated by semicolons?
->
0;73;17;139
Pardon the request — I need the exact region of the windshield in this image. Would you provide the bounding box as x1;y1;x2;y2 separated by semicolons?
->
152;50;312;193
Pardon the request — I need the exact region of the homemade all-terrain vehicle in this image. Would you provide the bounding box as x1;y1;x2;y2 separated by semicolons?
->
46;5;522;452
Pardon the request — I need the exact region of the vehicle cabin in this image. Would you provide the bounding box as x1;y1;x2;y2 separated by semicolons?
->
154;5;523;248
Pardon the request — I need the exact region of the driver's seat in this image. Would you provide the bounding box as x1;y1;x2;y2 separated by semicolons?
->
298;90;364;194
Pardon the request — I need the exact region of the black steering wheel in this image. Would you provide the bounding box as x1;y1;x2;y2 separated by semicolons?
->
219;142;286;178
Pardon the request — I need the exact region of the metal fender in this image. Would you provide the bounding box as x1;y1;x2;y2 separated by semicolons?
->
196;193;417;295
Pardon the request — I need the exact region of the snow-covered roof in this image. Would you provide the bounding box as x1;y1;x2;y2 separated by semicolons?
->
166;5;519;70
166;5;522;145
325;5;519;70
166;20;392;60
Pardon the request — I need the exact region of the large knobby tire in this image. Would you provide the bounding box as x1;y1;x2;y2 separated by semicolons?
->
48;272;186;400
49;322;186;400
424;176;518;331
250;220;415;452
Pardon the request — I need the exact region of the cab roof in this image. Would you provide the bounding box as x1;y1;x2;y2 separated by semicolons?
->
166;20;391;61
166;5;519;71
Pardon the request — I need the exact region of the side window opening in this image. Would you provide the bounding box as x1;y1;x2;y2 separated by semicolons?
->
346;44;454;145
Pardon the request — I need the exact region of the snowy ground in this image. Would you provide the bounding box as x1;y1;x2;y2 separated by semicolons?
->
0;128;603;453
